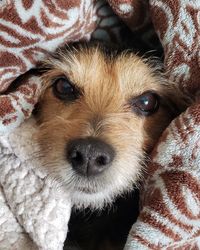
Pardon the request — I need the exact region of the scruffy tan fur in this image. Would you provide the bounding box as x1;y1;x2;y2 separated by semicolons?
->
35;44;184;209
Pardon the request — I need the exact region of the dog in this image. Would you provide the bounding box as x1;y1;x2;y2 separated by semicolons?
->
35;43;186;211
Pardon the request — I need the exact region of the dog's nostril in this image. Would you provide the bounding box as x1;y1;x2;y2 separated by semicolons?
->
67;137;115;177
95;155;109;166
70;151;83;164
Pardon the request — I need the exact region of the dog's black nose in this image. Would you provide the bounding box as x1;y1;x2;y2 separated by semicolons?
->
67;137;115;177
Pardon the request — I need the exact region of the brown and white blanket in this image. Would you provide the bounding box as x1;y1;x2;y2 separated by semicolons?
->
0;0;200;249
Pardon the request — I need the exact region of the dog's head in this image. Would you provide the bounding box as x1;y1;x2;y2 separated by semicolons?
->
35;44;185;209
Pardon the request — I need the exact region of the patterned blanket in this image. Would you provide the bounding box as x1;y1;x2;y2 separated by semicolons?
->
0;0;199;249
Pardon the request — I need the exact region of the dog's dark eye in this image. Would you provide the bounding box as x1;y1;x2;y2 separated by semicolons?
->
53;77;78;101
131;91;159;116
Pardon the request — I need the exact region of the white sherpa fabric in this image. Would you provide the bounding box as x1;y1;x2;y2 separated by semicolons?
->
0;118;71;250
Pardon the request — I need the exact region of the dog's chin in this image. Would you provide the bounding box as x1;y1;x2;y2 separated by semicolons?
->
69;177;134;210
71;187;120;210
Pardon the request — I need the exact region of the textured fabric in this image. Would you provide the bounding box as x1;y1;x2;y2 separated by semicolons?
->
0;118;71;250
125;107;200;249
0;75;42;132
0;0;97;92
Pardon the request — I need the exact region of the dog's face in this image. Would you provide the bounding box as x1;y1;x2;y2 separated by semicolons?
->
35;45;180;209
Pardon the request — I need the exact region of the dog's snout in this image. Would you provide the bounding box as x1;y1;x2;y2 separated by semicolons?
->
67;137;115;177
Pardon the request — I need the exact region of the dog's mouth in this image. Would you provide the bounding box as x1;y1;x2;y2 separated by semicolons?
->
77;187;93;194
73;176;105;195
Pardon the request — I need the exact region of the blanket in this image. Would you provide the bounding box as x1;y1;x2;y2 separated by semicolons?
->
0;0;200;249
0;118;71;250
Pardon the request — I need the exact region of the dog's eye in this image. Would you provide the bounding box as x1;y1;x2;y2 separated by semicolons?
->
53;77;78;101
131;92;159;116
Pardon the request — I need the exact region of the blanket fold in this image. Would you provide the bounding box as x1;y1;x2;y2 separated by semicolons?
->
125;103;200;249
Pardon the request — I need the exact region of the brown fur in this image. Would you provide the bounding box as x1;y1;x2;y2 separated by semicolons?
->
35;44;186;210
33;44;188;249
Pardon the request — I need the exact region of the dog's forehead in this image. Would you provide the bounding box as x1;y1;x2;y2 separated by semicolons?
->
47;47;163;99
65;49;161;95
114;55;162;96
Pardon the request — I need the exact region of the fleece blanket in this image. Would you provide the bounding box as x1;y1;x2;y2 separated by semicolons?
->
0;0;199;249
0;118;71;250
